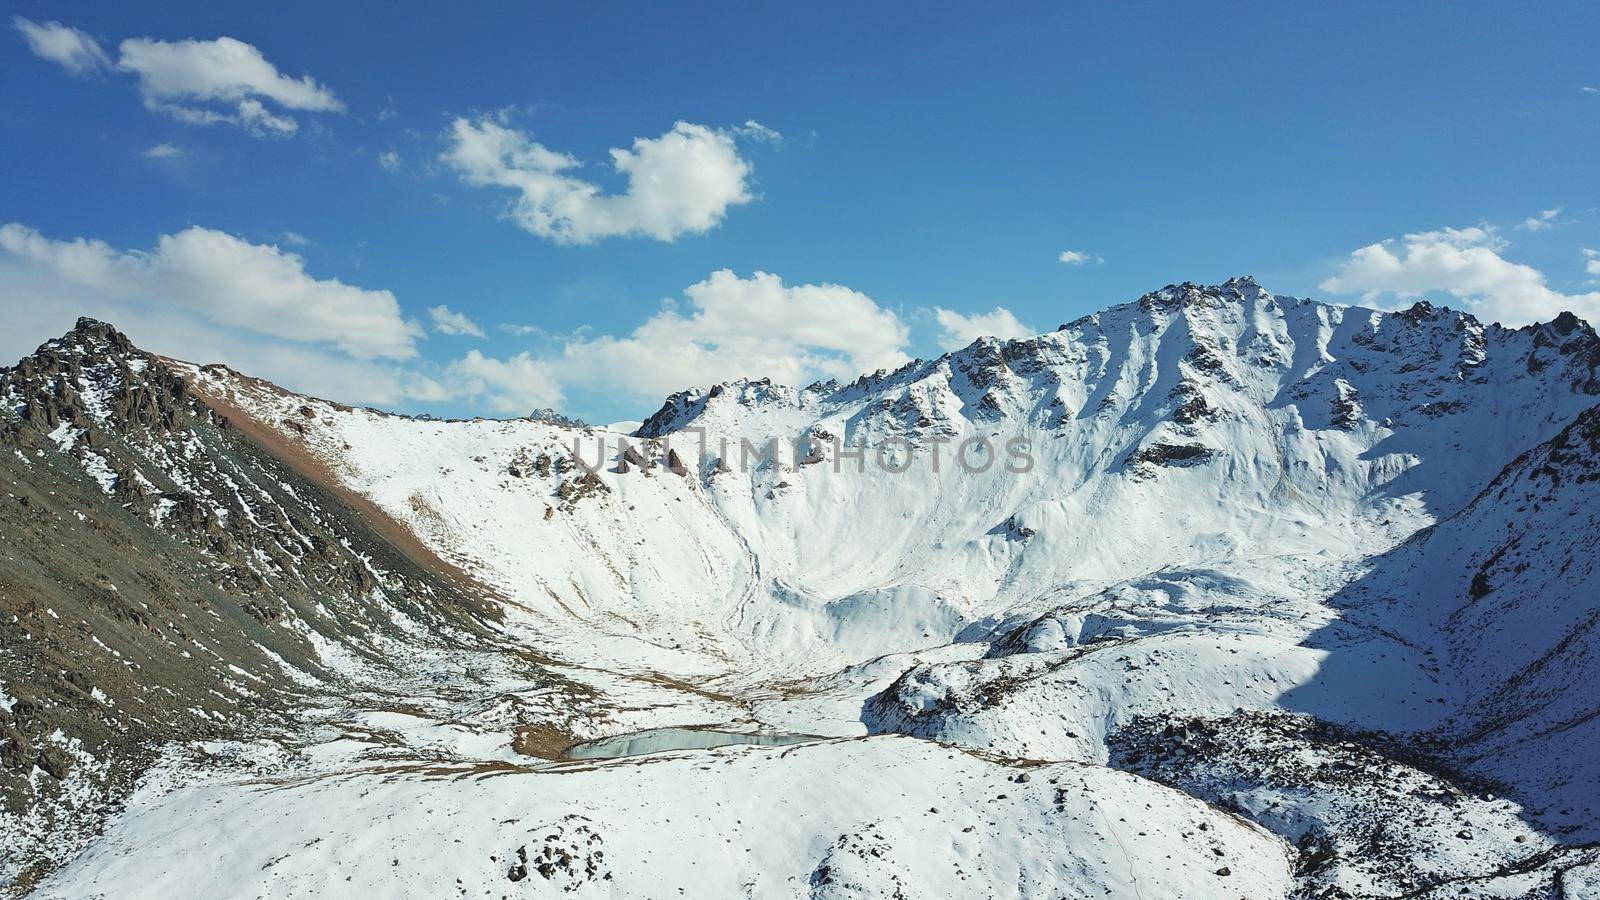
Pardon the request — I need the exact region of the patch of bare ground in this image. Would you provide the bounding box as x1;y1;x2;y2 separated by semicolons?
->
512;724;577;759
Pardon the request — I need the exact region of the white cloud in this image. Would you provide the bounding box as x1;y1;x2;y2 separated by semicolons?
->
497;323;543;337
932;307;1034;350
234;97;298;135
431;270;909;413
0;223;420;360
544;269;909;401
1520;207;1565;231
0;226;445;407
21;21;343;137
377;150;401;172
443;350;564;414
27;32;344;137
440;116;764;244
279;231;310;246
142;142;183;159
1584;249;1600;282
14;17;109;75
1320;225;1600;326
1058;250;1101;265
444;269;910;414
1584;86;1599;94
428;305;486;338
118;35;340;109
731;119;783;143
0;233;916;419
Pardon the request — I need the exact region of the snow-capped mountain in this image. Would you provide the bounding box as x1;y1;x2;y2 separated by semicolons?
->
4;278;1599;898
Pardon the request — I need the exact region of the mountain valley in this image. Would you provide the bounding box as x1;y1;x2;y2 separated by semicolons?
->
4;278;1600;898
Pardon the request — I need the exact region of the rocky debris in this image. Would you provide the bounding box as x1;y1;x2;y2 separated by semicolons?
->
510;724;573;759
1331;379;1363;430
507;449;555;479
665;449;689;476
796;428;833;466
1169;380;1217;426
619;445;650;472
1110;711;1557;898
808;825;911;900
996;515;1035;541
555;472;608;511
506;846;527;882
1126;442;1214;473
34;746;73;780
502;815;608;890
1185;336;1232;378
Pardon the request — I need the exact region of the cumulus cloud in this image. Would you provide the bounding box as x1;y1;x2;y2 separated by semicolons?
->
1320;225;1600;326
549;269;909;401
14;17;109;75
0;223;420;360
1058;250;1101;265
0;224;441;406
426;270;911;413
1584;249;1600;282
440;116;767;244
116;35;342;136
377;150;401;172
1520;207;1565;231
0;233;915;420
932;307;1035;350
443;350;563;413
18;20;342;137
428;305;486;338
142;142;182;159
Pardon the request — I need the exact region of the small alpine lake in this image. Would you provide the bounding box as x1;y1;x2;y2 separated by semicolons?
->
563;727;825;760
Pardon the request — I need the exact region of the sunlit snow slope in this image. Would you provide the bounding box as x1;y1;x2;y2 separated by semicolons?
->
185;278;1598;680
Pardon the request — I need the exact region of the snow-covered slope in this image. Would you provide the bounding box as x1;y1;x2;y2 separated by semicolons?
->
33;736;1296;899
1311;397;1600;838
178;278;1600;679
10;278;1600;898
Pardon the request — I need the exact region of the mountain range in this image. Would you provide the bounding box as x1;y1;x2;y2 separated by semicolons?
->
3;277;1599;898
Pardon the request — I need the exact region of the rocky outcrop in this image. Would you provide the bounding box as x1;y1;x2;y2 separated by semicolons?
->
0;319;516;890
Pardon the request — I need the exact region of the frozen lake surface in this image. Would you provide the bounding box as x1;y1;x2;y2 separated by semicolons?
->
564;727;824;759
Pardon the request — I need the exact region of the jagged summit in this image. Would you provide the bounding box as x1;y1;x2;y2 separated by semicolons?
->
18;277;1598;443
639;279;1600;454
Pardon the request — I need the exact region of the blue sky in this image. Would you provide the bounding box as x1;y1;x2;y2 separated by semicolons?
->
3;2;1598;423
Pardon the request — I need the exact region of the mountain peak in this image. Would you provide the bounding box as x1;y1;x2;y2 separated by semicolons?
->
22;316;138;362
